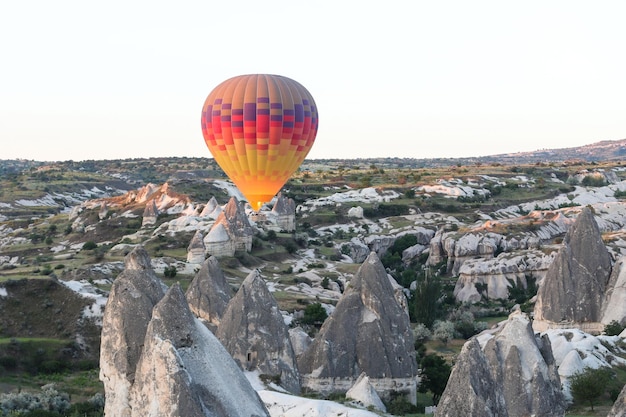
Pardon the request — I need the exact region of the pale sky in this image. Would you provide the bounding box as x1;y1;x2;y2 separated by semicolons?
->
1;1;625;162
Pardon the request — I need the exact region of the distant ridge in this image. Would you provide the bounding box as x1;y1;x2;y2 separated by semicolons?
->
1;138;625;172
303;138;626;168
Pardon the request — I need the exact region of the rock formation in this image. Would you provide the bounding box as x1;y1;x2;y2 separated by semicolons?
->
436;311;566;417
270;192;296;232
141;200;159;227
453;249;553;303
204;197;253;257
185;256;233;332
608;383;626;417
435;338;508;417
346;373;386;413
130;283;269;417
426;229;540;274
100;246;270;417
99;246;167;417
98;202;109;220
186;230;206;264
534;206;613;333
216;270;301;394
200;196;221;219
601;256;626;326
298;252;418;400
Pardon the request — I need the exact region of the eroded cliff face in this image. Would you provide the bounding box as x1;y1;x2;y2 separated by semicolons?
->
216;270;301;394
131;284;269;417
436;311;566;417
298;252;418;399
534;207;613;333
99;246;166;417
100;246;269;417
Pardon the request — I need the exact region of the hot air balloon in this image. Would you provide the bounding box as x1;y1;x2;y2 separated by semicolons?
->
201;74;319;211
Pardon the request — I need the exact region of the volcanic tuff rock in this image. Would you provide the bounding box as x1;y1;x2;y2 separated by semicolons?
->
601;256;626;326
204;197;254;257
436;311;566;417
186;230;206;264
131;284;269;417
427;229;541;274
100;246;269;417
298;252;418;399
608;383;626;417
185;256;234;332
453;249;554;303
435;338;507;417
99;246;167;417
534;206;613;333
141;200;159;227
216;270;301;394
270;192;296;232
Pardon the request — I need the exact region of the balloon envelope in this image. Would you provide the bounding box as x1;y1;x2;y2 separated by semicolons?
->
201;74;319;211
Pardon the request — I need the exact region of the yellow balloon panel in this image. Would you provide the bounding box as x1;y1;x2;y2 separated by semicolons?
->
201;74;319;211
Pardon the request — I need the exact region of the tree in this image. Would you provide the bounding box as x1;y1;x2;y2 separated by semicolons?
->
419;354;451;405
414;277;441;328
569;367;612;411
301;303;328;326
432;320;455;346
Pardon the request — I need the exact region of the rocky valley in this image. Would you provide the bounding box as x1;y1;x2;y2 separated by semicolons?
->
1;139;626;416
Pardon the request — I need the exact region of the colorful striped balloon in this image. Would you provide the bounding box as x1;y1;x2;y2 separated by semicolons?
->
201;74;319;211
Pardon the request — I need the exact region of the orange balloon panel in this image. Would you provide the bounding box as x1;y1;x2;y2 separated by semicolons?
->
201;74;319;211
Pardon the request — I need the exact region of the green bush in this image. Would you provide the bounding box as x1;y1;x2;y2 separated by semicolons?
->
82;241;98;250
301;303;328;326
163;265;177;278
604;320;625;336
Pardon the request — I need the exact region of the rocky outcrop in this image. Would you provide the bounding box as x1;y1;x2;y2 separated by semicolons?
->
141;200;159;227
270;192;296;232
453;249;554;303
534;207;613;333
346;373;386;413
298;252;418;400
436;311;566;417
130;284;269;417
426;229;540;274
200;196;221;219
100;246;270;417
435;338;508;417
186;230;206;264
204;197;253;257
602;256;626;326
607;383;626;417
216;270;300;394
185;256;233;332
99;246;167;417
343;237;370;264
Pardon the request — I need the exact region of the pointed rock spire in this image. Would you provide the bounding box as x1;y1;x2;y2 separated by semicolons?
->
99;246;167;417
437;311;565;417
216;270;301;394
185;256;233;331
436;338;508;417
298;252;417;398
186;230;206;264
131;284;270;417
534;206;612;333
